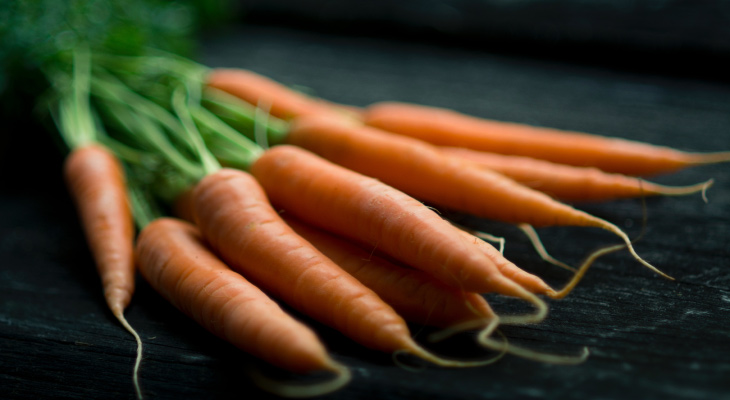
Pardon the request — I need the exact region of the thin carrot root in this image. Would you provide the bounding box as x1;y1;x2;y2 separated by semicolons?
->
600;220;674;280
394;335;506;368
478;330;590;365
427;317;500;343
452;223;506;254
247;360;352;398
648;178;714;201
516;223;576;272
428;314;589;365
114;311;143;400
549;243;627;299
493;287;550;326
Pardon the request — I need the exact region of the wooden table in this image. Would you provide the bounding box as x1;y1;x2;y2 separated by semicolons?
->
2;20;729;400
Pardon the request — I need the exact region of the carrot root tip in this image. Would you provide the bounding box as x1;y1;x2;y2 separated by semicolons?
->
495;290;549;326
115;311;144;400
701;179;714;203
549;243;626;299
478;330;590;365
247;361;352;398
517;224;576;272
603;221;674;280
397;338;506;369
427;317;499;343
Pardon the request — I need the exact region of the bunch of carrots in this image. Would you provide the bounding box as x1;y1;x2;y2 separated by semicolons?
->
46;46;728;399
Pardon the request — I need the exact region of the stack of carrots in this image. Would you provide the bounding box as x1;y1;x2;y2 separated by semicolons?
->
46;47;729;398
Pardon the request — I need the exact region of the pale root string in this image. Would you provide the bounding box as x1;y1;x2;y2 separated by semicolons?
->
548;243;627;299
651;178;714;201
549;181;652;299
516;223;576;272
494;286;549;326
247;360;352;398
427;317;500;343
450;222;506;254
427;313;590;365
393;334;506;369
589;215;673;280
478;329;590;365
113;309;143;400
470;231;506;255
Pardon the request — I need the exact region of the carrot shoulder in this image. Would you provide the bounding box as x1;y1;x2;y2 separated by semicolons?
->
362;101;730;176
441;147;713;202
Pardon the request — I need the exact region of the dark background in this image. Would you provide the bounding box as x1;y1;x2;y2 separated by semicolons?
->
2;1;730;399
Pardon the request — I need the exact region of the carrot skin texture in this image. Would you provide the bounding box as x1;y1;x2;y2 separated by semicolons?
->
192;168;420;354
136;218;336;374
284;115;604;229
206;69;359;121
249;145;534;299
64;144;135;316
441;147;711;202
283;216;496;328
363;101;727;176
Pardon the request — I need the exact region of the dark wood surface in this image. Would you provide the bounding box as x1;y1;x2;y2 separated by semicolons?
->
2;21;730;400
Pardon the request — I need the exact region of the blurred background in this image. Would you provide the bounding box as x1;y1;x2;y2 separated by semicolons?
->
229;0;730;81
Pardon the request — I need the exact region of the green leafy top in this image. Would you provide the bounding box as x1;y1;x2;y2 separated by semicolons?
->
0;0;229;102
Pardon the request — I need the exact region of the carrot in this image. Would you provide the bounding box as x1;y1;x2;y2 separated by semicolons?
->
441;147;714;202
280;115;669;280
362;102;730;176
49;47;144;399
191;166;505;367
64;145;144;398
206;68;361;121
135;218;351;397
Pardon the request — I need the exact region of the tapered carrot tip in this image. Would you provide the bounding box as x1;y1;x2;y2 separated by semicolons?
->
688;151;730;167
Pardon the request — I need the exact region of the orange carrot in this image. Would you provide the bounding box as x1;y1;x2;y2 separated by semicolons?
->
206;69;361;121
64;144;143;398
135;218;351;396
191;166;506;367
281;115;668;281
441;147;713;202
362;102;730;176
